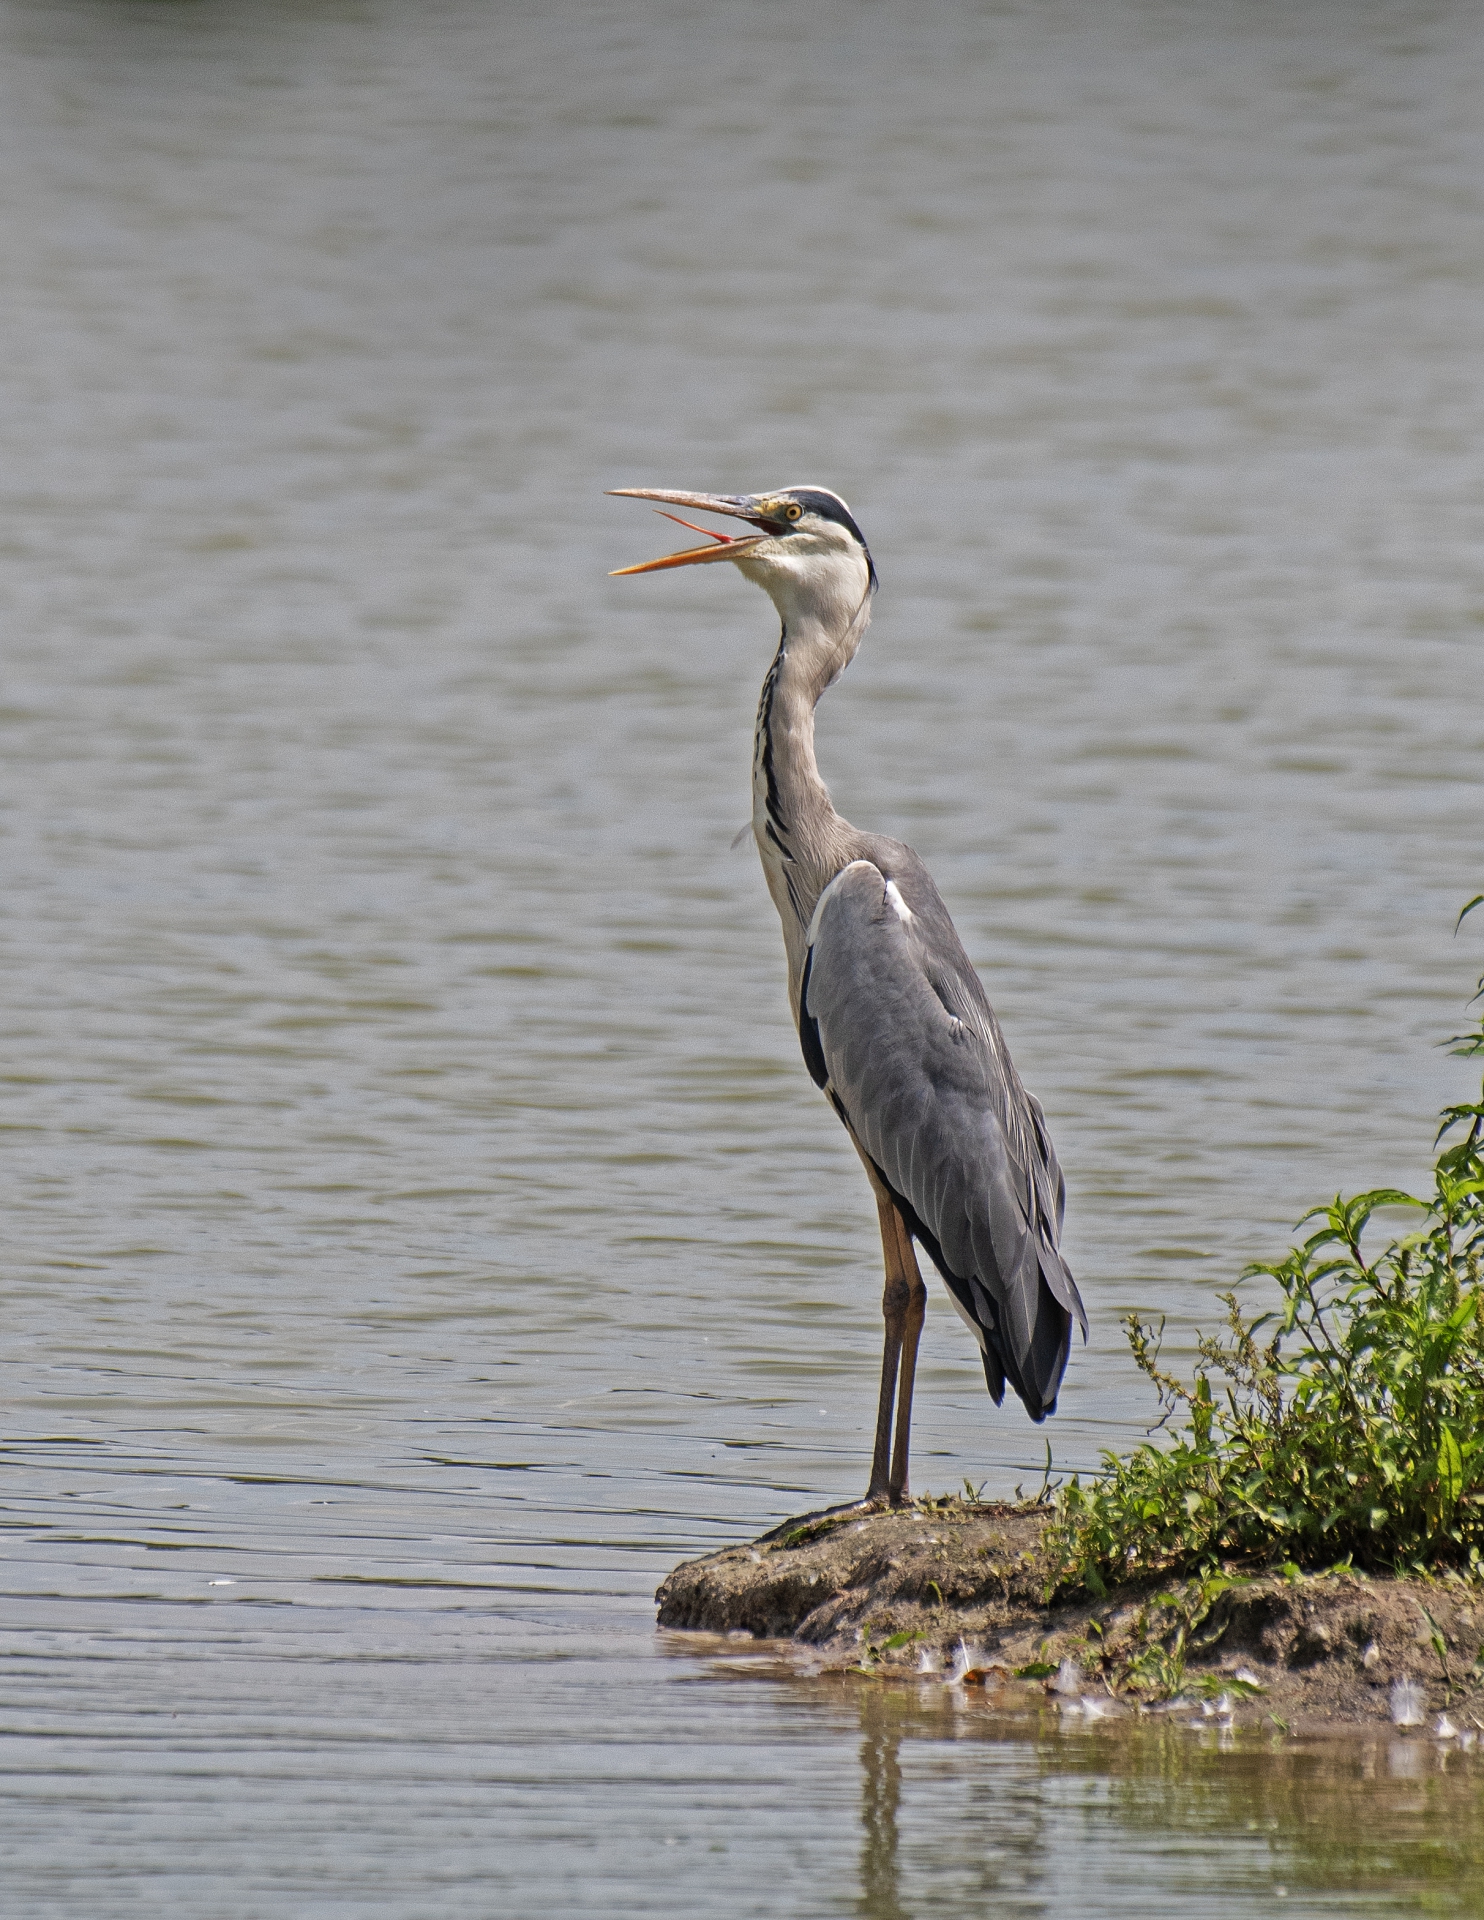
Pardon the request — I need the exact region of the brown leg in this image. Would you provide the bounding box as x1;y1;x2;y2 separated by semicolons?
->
887;1204;928;1503
864;1192;904;1502
865;1193;925;1506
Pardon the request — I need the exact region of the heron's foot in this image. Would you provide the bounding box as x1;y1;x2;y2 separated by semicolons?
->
755;1495;889;1548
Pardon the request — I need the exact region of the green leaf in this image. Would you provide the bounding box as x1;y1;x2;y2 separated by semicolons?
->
1015;1661;1058;1679
1437;1426;1465;1511
1354;1189;1428;1214
1455;895;1484;933
1188;1671;1265;1699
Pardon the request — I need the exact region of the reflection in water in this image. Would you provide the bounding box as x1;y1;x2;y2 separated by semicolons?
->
833;1677;1484;1916
857;1690;907;1920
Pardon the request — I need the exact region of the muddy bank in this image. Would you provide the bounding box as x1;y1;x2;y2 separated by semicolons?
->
657;1503;1484;1734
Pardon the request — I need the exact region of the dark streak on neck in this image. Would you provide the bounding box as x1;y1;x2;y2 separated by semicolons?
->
755;624;791;854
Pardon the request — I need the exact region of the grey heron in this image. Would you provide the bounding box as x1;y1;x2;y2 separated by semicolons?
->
610;486;1085;1507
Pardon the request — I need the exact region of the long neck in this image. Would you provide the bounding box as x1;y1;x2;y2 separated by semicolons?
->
752;615;862;1007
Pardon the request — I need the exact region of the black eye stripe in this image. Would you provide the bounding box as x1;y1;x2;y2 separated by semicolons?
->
777;489;878;592
784;490;866;544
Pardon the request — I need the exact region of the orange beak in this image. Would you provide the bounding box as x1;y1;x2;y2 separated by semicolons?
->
607;488;773;575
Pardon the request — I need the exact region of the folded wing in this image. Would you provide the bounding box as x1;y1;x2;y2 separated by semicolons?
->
800;858;1085;1420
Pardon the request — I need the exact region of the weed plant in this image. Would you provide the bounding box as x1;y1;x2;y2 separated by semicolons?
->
1051;903;1484;1593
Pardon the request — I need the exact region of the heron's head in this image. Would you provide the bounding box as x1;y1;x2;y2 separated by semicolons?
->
609;486;876;632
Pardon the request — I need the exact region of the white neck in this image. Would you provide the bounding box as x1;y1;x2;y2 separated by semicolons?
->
738;546;873;1004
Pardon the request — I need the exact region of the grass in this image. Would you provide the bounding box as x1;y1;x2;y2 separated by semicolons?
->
1050;901;1484;1596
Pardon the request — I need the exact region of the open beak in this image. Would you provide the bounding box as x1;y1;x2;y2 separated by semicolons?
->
607;488;772;575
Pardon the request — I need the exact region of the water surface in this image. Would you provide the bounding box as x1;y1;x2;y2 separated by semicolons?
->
2;1;1482;1912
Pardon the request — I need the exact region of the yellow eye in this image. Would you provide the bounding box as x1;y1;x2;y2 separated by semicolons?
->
784;502;802;522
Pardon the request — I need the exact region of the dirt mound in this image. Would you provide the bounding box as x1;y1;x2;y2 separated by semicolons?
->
657;1504;1484;1731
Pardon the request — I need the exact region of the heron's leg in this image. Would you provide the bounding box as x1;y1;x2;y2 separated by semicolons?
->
865;1193;910;1505
887;1207;928;1503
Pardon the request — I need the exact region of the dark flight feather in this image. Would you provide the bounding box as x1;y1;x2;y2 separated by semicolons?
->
801;852;1085;1420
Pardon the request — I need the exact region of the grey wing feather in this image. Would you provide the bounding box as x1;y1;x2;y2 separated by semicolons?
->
802;857;1085;1420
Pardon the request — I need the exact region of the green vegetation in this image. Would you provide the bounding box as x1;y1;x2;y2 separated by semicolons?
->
849;1625;923;1674
1105;1577;1270;1702
1051;902;1484;1594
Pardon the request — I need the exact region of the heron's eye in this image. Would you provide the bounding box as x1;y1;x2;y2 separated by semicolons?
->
784;502;803;522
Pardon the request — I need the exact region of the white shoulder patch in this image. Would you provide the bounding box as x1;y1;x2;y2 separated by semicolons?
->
884;880;913;925
806;860;879;948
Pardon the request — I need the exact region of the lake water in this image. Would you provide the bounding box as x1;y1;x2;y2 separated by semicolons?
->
2;0;1482;1912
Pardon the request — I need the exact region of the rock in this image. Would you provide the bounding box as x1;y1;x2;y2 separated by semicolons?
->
657;1504;1052;1648
656;1503;1484;1732
1287;1618;1333;1668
